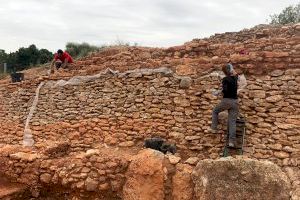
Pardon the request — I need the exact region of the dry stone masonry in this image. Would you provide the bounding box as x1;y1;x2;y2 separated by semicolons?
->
0;67;299;165
0;23;299;199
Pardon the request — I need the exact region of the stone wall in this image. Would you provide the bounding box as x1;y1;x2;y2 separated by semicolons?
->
0;147;296;200
0;67;299;168
0;144;132;199
64;23;299;78
0;23;299;199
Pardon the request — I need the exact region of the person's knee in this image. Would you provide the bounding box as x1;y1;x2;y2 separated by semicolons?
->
212;108;220;115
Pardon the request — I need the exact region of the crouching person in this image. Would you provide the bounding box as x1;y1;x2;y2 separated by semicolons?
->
50;49;73;73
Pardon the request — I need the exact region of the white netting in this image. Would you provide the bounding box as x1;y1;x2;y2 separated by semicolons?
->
23;81;45;147
238;74;247;92
45;67;174;88
52;68;119;87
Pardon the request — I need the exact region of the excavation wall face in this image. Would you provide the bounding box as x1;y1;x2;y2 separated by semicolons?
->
0;68;299;168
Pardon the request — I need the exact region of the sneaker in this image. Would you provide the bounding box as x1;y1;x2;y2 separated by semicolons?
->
208;127;218;134
228;140;238;148
228;142;235;147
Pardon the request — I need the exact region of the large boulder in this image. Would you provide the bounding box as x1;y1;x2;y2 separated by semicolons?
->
123;149;166;200
192;157;291;200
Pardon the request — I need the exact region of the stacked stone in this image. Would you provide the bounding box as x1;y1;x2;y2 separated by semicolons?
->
0;147;295;200
40;148;129;195
0;81;41;146
205;23;298;44
0;145;130;199
55;23;299;79
241;69;300;167
0;68;299;167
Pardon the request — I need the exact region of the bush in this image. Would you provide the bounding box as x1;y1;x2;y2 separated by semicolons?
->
65;42;100;58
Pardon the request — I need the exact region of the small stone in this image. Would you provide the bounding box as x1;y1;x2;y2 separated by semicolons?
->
40;173;52;184
135;98;144;103
185;136;201;141
274;151;290;159
176;65;196;75
99;183;110;191
266;95;283;103
85;177;98;191
282;146;296;153
119;141;135;147
31;188;40;198
82;167;91;173
168;155;181;164
76;181;85;189
249;90;266;98
268;144;282;150
169;132;185;139
179;77;192;89
285;68;300;76
270;70;284;77
85;149;100;157
184;157;200;165
111;180;122;191
174;97;190;107
274;122;296;129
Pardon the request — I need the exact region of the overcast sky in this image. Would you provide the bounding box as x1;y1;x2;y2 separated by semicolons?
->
0;0;298;52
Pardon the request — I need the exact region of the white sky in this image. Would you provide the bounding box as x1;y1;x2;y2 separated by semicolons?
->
0;0;299;52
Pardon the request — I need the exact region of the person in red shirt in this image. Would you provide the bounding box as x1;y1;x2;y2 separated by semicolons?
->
51;49;73;73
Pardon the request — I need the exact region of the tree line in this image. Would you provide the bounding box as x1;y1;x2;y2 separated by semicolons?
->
0;45;53;73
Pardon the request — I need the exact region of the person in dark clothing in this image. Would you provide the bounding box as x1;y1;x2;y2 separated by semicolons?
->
211;63;239;147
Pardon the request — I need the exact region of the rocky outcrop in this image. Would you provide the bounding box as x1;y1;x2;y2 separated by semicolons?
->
192;157;291;200
123;149;166;200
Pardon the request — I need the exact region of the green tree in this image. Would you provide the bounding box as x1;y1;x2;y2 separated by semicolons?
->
28;44;40;65
6;52;17;72
16;47;32;70
0;50;7;73
270;3;300;24
1;45;53;72
39;49;53;64
0;49;7;64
